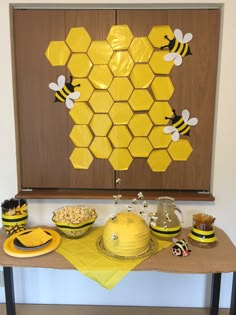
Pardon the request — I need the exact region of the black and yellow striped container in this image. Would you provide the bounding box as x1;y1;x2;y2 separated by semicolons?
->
1;199;28;236
150;224;181;239
188;227;217;248
2;212;28;236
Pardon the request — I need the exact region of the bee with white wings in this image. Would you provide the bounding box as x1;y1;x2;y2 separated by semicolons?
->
161;28;193;66
49;75;80;109
164;109;198;142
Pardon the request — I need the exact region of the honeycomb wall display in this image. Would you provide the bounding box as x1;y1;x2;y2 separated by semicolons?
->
45;25;198;172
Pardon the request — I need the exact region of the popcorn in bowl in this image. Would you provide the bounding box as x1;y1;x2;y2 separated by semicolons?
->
52;205;98;238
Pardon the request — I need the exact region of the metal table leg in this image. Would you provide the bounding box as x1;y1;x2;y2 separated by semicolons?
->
3;267;16;315
210;273;221;315
230;272;236;315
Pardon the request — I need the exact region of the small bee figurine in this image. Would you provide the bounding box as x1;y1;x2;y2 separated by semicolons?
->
172;239;191;257
111;233;118;240
161;28;193;66
111;214;117;220
49;75;80;109
164;109;198;142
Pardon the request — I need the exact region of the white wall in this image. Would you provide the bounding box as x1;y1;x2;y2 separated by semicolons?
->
0;0;236;309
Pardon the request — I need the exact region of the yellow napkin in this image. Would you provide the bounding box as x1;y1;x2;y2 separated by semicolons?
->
16;228;52;247
56;227;171;290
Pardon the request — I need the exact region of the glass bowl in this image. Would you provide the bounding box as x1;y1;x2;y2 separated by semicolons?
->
52;205;98;239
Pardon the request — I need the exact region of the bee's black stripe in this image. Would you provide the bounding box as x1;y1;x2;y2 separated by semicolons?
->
180;43;187;56
175;119;185;129
173;118;190;135
176;121;185;129
63;85;71;94
173;41;181;53
179;124;190;135
55;91;66;102
58;88;70;98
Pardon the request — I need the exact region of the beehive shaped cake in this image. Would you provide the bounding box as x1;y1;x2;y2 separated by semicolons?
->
103;212;151;257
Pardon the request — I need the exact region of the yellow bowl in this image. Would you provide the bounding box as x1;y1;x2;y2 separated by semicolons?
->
52;206;98;238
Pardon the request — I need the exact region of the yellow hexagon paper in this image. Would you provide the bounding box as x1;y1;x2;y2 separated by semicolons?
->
130;64;154;88
109;51;134;76
89;65;113;89
109;102;133;125
107;25;134;50
89;90;113;113
89;137;112;159
72;78;94;102
149;126;172;148
148;25;174;49
129;114;153;136
108;125;132;148
129;90;153;111
69;125;93;147
69;102;93;124
90;114;112;136
129;137;153;157
129;37;154;63
88;40;113;64
108;78;133;101
109;148;133;170
151;77;174;100
149;50;174;74
45;41;71;66
70;148;93;169
68;53;92;78
147;150;172;172
66;27;91;52
168;139;193;161
149;102;173;125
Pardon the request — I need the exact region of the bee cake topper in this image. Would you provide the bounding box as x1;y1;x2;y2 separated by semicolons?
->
161;28;193;66
49;75;80;109
164;109;198;142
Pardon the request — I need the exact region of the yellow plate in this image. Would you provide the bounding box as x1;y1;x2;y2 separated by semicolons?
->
3;228;61;258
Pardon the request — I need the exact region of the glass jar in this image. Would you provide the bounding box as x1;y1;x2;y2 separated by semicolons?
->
150;196;183;240
188;213;217;248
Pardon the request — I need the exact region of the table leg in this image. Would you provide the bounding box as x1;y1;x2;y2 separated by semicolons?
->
230;272;236;315
210;273;221;315
3;267;16;315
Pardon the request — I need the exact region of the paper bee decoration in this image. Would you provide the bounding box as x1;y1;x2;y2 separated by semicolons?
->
164;109;198;142
161;28;193;66
49;75;80;109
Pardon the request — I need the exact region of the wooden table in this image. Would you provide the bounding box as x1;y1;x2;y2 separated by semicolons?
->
1;227;236;315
